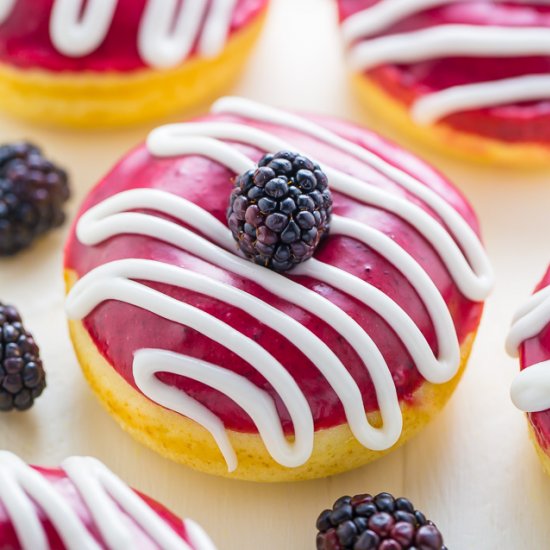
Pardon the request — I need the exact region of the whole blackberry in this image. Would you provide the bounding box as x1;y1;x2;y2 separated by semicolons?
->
0;142;70;256
227;151;332;272
0;303;46;411
316;493;447;550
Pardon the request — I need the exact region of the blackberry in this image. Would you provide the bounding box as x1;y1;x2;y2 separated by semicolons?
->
227;151;332;272
316;493;447;550
0;142;70;256
0;303;46;411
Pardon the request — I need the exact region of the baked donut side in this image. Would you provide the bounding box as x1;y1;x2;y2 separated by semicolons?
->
0;0;268;127
64;98;493;481
0;451;216;549
338;0;550;165
508;266;550;474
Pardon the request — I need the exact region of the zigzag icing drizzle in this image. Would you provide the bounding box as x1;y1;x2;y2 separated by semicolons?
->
0;451;215;550
66;97;493;471
0;0;15;24
507;285;550;413
0;0;237;68
342;0;550;124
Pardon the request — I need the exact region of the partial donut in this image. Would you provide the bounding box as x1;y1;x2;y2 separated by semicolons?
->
0;450;216;549
0;0;268;127
337;0;550;165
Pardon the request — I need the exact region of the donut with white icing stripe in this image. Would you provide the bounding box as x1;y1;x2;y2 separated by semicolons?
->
0;0;268;127
0;451;216;550
507;266;550;475
64;97;492;481
337;0;550;165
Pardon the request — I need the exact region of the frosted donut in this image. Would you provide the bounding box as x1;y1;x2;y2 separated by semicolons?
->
337;0;550;166
507;266;550;474
0;0;268;127
64;97;493;482
0;450;216;549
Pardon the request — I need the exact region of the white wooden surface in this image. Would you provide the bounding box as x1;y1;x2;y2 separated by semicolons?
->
1;1;549;548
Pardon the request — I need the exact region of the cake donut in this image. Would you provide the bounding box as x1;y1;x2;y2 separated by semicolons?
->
0;450;216;549
507;265;550;474
64;97;493;482
337;0;550;165
0;0;268;127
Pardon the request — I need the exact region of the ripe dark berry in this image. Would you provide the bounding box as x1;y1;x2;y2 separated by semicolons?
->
334;496;353;509
317;510;333;532
315;493;445;550
375;493;396;514
0;302;46;411
355;530;380;550
227;151;332;272
415;525;443;550
395;499;415;514
391;522;415;546
337;521;358;546
330;503;354;525
368;513;395;537
0;142;70;256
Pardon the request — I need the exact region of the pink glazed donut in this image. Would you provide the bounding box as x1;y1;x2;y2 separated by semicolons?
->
337;0;550;165
508;265;550;475
0;451;216;549
0;0;268;127
64;98;493;481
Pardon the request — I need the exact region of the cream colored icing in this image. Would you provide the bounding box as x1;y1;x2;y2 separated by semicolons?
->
508;286;550;413
66;98;493;471
0;451;215;549
342;0;550;124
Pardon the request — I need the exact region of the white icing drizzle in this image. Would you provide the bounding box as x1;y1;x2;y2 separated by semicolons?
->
507;286;550;413
350;26;550;71
66;98;493;470
510;361;550;413
138;0;210;69
50;0;119;58
2;0;239;67
341;0;550;46
0;451;214;550
412;75;550;125
199;0;239;58
0;0;15;25
210;97;493;300
67;191;403;466
507;286;550;357
342;0;550;124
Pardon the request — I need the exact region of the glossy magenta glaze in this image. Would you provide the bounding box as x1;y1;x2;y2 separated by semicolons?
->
0;0;267;72
64;113;484;435
338;0;550;144
0;464;194;549
520;266;550;452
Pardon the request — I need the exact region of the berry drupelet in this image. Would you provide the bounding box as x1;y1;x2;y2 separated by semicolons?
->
0;142;70;256
316;493;446;550
0;303;46;411
227;151;332;272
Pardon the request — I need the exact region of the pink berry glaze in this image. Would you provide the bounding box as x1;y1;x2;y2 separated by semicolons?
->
519;266;550;453
64;113;484;436
0;465;195;549
338;0;550;145
0;0;267;72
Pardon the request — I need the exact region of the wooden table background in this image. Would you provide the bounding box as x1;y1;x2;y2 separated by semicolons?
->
1;1;550;548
